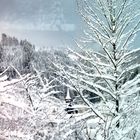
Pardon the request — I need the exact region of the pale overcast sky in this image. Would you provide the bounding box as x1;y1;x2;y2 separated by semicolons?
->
0;0;81;27
0;0;139;49
0;0;83;48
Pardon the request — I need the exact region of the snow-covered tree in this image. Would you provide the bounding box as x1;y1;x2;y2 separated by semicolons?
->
55;0;140;139
0;67;33;140
0;65;74;140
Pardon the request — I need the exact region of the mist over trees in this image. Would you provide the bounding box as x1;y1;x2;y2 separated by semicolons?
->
0;0;140;140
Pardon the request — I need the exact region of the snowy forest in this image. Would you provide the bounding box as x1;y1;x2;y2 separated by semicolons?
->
0;0;140;140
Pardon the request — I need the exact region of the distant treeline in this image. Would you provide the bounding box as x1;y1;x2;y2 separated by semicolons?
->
0;33;35;78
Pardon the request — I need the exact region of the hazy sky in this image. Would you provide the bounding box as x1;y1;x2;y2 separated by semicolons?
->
0;0;139;49
0;0;80;26
0;0;83;48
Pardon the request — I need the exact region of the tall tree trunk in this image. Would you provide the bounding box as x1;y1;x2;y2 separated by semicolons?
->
113;44;120;127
